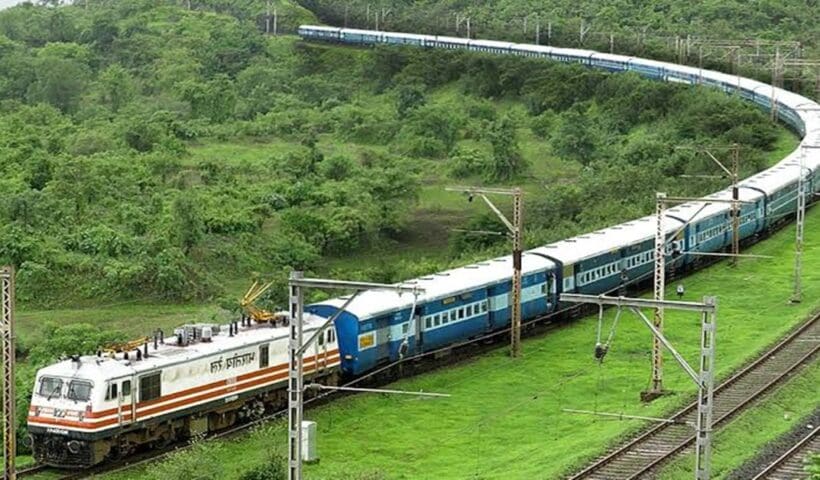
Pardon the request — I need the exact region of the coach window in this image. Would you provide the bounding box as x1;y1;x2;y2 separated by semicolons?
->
260;344;270;369
139;372;162;402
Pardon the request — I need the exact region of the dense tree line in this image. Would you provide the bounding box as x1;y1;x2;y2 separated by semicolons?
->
0;1;784;307
302;0;820;98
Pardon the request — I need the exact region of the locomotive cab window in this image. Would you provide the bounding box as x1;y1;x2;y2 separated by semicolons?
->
106;382;118;401
122;380;131;397
259;344;270;369
67;380;93;402
38;377;63;398
139;372;162;402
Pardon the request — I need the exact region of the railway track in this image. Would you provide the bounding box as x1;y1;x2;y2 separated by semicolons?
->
15;266;811;480
567;312;820;480
17;465;48;477
750;425;820;480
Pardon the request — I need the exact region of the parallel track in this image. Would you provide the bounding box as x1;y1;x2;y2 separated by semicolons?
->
567;313;820;480
750;425;820;480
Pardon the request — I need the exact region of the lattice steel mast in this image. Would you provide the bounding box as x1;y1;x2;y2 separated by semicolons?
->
562;293;717;480
446;187;524;358
648;193;667;399
1;266;15;480
287;274;424;480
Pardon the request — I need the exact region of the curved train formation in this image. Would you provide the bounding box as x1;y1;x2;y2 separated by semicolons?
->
27;25;820;468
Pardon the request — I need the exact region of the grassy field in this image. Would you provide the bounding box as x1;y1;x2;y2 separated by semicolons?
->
656;362;819;479
84;204;820;480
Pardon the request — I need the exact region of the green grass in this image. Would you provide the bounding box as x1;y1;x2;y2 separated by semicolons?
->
93;205;820;480
656;362;819;480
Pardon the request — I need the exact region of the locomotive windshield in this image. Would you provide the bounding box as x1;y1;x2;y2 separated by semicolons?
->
38;377;63;399
67;380;93;402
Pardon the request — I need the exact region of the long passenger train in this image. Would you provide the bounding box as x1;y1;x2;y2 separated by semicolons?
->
28;25;820;467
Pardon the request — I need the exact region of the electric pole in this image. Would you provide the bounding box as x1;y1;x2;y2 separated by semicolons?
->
562;293;717;480
647;192;667;400
677;144;743;266
791;145;817;303
287;274;425;480
644;194;748;401
730;145;741;266
1;266;15;480
446;187;524;358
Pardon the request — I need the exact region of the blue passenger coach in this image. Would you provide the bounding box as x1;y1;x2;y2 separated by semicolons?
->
298;25;820;381
307;254;557;375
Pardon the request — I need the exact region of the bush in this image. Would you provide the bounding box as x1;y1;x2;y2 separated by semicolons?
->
447;145;489;178
238;454;287;480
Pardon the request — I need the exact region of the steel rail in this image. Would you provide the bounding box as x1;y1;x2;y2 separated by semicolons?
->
17;464;48;477
566;312;820;480
750;425;820;480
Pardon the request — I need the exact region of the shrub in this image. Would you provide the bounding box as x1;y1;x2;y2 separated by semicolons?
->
238;454;287;480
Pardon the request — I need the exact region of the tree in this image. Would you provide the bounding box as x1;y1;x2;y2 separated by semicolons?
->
395;83;426;119
27;56;88;113
176;75;237;123
552;107;597;165
98;64;135;113
484;113;526;181
172;193;204;254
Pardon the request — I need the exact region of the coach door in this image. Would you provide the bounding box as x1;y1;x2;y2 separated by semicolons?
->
414;309;424;352
375;316;391;361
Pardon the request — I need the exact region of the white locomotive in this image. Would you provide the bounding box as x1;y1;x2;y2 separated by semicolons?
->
27;315;340;467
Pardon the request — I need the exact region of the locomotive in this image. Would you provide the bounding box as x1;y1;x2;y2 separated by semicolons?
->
28;316;339;466
28;25;820;468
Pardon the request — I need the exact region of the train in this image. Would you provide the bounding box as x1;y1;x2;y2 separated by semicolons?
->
27;25;820;468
